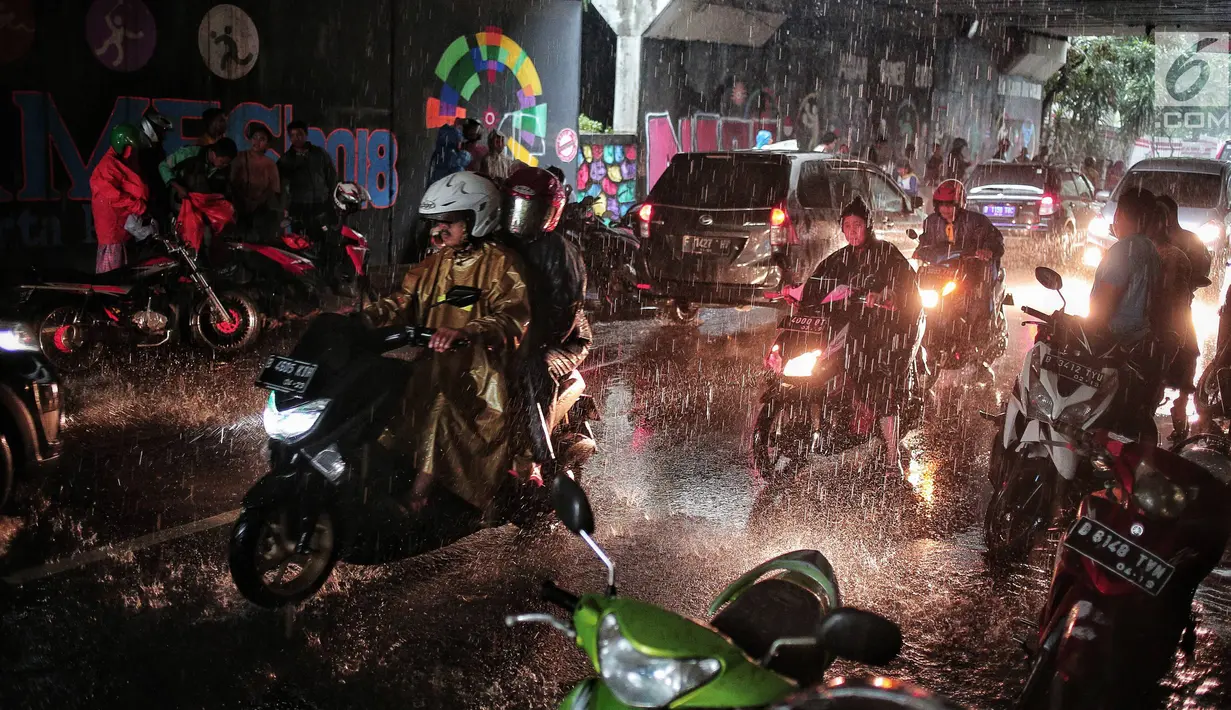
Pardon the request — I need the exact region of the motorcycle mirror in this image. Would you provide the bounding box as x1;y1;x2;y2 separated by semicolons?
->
817;608;902;666
906;229;919;240
551;474;594;535
442;286;483;308
1034;266;1063;292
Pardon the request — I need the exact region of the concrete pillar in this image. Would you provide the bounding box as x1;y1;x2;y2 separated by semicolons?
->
613;35;642;133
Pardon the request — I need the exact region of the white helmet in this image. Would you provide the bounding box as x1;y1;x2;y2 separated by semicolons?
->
419;172;501;237
333;181;371;214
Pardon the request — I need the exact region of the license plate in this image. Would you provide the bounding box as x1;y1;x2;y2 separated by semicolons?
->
780;315;828;333
982;204;1017;218
1064;517;1175;595
682;235;738;255
257;355;319;394
1042;354;1104;388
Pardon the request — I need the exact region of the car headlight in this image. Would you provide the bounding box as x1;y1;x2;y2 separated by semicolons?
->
783;350;821;378
920;289;939;309
263;394;330;441
1088;215;1110;238
598;614;721;708
1082;245;1103;268
0;320;40;352
1197;220;1223;245
1132;459;1188;519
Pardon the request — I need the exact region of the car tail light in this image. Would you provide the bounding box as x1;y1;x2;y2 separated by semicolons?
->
770;207;787;227
1039;194;1057;217
769;204;792;248
638;203;653;223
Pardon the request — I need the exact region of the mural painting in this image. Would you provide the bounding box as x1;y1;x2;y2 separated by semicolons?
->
643;112;783;190
576;136;637;219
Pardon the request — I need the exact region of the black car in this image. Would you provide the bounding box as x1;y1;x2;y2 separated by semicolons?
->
964;162;1099;262
637;151;924;321
0;318;63;510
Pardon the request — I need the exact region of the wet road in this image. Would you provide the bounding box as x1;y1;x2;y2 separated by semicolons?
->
2;260;1230;710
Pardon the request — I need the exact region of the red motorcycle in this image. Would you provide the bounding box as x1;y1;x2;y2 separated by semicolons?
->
278;182;372;299
1017;432;1231;709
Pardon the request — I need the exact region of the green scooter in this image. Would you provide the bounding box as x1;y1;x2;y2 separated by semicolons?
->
505;476;903;709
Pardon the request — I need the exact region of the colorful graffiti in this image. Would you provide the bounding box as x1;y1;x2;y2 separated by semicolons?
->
643;112;783;191
576;139;637;219
425;26;546;166
5;92;399;208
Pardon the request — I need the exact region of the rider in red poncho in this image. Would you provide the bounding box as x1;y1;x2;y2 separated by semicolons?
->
90;124;148;273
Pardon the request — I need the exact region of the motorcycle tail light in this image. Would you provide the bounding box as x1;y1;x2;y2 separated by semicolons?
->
1039;194;1057;217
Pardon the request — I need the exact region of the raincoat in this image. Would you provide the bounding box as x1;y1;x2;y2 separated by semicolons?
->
177;193;235;251
90;151;148;247
364;240;531;509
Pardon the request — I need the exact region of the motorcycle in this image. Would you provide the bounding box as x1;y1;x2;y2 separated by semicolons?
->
984;266;1163;566
1016;432;1231;709
559;196;647;319
505;474;903;709
280;182;373;299
228;289;599;608
19;229;261;371
908;234;1011;389
751;285;926;480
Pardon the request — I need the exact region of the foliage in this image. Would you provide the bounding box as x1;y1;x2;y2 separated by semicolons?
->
1044;36;1156;162
579;113;613;134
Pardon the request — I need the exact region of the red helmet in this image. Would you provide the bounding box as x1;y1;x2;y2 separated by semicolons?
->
933;179;966;210
501;167;565;236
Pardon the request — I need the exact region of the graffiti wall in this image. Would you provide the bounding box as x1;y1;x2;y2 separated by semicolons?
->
0;0;581;263
576;133;638;219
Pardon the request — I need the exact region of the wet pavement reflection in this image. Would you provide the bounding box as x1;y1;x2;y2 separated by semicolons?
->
1;260;1228;709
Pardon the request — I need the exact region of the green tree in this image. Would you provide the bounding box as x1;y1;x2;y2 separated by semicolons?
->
1043;37;1156;162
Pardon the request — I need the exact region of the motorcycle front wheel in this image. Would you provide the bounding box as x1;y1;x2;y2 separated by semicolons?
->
191;290;262;353
751;395;811;482
984;453;1052;567
229;505;338;608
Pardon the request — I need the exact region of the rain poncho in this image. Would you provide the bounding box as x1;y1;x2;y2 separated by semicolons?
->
919;209;1005;259
90;151;148;247
177;193;235;251
364;240;530;509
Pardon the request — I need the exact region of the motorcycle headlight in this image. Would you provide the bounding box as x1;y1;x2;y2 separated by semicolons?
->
0;320;40;352
1026;378;1054;422
1056;368;1118;428
783;349;821;378
920;289;939;309
1132;459;1188;519
941;280;958;297
598;614;721;708
1197;220;1223;245
263;394;330;441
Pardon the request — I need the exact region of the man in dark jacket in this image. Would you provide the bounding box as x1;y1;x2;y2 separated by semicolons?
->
167;138;236;200
499;167;592;484
278;119;338;224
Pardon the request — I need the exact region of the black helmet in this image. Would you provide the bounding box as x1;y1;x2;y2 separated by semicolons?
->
139;109;172;148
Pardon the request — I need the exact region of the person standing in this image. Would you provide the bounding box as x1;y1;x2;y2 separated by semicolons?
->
1082;156;1102;192
461;119;488;170
924;143;943;186
896;160;919;198
1158;194;1210;441
944;138;970;181
159;107;229;187
478;131;521;183
278;119;338;228
230;123;281;243
992;138;1011;161
91;124;149;273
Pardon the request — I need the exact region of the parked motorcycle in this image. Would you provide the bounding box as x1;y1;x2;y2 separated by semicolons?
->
1016;432;1231;709
19;229;261;371
559;196;647;319
751;286;926;480
984;266;1160;566
228;291;598;608
280;182;373;299
505;474;903;709
909;235;1011;389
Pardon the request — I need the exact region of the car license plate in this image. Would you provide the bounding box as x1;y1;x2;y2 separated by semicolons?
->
780;315;827;333
682;235;737;255
257;355;319;394
1042;354;1104;388
1064;517;1175;596
982;204;1018;218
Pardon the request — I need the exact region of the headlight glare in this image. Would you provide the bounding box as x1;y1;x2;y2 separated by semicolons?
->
783;350;822;378
1088;215;1110;238
1197;220;1223;245
0;320;40;352
263;394;330;441
1082;245;1103;268
941;280;958;297
920;289;939;309
598;614;721;707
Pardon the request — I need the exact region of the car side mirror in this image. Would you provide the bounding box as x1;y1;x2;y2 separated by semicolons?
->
1096;190;1111;201
1035;266;1063;291
817;608;902;665
443;286;482;308
906;229;919;240
911;195;924;211
552;474;595;535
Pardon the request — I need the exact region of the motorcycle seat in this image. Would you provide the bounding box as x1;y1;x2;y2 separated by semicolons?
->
25;266;136;287
710;578;827;685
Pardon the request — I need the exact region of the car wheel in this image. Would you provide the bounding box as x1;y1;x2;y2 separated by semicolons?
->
668;300;700;324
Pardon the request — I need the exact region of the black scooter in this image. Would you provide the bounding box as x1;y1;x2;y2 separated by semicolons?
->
228;288;598;608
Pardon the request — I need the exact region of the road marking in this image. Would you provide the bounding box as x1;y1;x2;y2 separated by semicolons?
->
2;508;239;586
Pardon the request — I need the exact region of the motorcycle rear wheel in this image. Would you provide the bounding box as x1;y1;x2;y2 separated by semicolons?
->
37;305;102;373
229;506;338;608
984;454;1051;567
191;290;262;353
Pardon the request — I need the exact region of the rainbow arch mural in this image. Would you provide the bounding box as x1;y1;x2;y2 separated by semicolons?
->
426;27;547;166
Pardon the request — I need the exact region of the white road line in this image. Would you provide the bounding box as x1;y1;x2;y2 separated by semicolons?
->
2;508;239;586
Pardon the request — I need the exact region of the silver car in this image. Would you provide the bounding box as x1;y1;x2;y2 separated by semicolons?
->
1085;158;1231;280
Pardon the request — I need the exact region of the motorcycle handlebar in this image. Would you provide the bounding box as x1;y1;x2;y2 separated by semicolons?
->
371;325;470;351
541;579;580;611
1020;305;1051;322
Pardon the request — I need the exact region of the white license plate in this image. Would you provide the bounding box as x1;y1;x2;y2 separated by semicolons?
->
1064;516;1175;595
257;355;318;394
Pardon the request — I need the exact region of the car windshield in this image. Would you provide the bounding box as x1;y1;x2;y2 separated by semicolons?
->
651;155;790;208
1115;170;1223;209
968;164;1049;192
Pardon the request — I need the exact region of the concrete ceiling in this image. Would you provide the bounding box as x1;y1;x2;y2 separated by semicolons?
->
880;0;1231;36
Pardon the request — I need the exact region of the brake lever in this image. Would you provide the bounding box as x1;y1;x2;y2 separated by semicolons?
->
504;613;576;639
